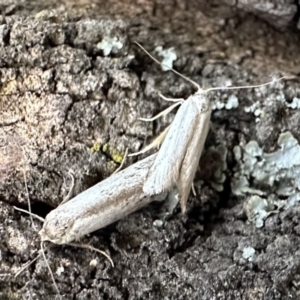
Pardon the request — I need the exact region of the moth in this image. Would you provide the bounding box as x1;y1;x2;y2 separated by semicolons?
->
39;153;160;245
17;153;171;299
142;90;210;213
133;42;290;213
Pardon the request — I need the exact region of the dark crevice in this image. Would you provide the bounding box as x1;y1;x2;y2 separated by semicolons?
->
101;74;113;98
292;0;300;25
167;155;237;258
30;201;54;218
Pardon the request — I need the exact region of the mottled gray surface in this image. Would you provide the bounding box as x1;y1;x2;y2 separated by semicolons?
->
220;0;297;29
1;1;300;299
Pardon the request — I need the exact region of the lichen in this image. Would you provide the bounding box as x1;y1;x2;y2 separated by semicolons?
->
286;97;300;109
244;91;299;121
242;246;256;261
232;131;300;227
154;46;177;71
225;95;239;109
212;94;239;110
153;219;164;227
101;143;125;164
97;36;123;56
90;142;101;153
243;195;279;228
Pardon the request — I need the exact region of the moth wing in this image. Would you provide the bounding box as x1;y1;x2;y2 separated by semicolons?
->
177;106;211;213
143;99;200;195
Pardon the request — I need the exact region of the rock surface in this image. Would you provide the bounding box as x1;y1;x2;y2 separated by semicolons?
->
1;1;300;299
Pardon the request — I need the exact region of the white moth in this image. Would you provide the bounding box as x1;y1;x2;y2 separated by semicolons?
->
17;153;168;299
134;42;290;213
132;43;212;213
39;153;160;245
142;91;211;213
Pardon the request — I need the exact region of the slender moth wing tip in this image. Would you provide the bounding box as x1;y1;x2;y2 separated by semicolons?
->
180;204;187;214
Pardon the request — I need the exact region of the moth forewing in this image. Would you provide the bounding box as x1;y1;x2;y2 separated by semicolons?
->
39;154;157;245
177;94;211;213
142;94;200;194
143;90;211;211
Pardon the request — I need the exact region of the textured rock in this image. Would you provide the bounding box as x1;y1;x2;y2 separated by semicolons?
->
1;1;300;299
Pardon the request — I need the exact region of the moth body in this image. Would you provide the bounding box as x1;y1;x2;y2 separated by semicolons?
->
143;90;211;212
39;154;159;244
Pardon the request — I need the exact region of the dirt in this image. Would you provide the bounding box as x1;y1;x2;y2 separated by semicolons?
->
1;1;300;299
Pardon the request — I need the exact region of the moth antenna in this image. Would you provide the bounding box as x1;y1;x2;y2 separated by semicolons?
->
14;206;45;222
41;242;62;300
68;242;114;267
205;76;294;92
135;42;201;91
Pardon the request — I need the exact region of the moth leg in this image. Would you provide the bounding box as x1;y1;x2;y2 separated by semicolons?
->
129;125;170;157
191;182;196;196
68;242;114;267
139;101;182;122
130;90;184;156
159;93;185;103
14;206;45;222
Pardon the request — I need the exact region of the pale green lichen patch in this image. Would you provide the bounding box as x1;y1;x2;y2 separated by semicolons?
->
153;219;164;227
244;92;300;122
97;36;123;56
242;246;256;262
244;195;280;228
225;95;239;109
212;94;239;110
286;97;300;109
232;131;300;227
154;46;177;71
244;101;264;122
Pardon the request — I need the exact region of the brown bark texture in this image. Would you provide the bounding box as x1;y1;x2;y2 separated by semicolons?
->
1;0;300;299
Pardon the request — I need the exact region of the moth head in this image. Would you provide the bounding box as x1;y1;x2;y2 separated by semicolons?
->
39;212;76;245
191;91;211;112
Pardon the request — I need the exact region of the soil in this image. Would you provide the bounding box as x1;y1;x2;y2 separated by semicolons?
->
1;1;300;299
